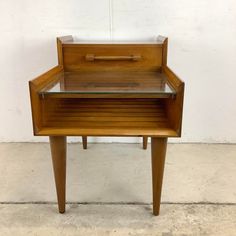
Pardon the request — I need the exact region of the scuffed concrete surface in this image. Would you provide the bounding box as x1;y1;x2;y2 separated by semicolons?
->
0;204;235;236
0;143;236;235
0;143;236;203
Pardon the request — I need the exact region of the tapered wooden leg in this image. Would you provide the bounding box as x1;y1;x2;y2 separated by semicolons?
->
49;136;67;213
82;136;87;149
151;137;167;216
143;136;148;149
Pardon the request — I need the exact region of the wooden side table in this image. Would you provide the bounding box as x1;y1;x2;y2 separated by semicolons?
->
29;35;184;215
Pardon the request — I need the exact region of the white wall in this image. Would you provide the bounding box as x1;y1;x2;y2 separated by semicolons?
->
0;0;236;143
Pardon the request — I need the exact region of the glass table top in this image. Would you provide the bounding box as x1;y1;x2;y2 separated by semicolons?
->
40;71;175;95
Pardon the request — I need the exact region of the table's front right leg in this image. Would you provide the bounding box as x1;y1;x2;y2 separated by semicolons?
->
49;136;67;213
151;137;167;216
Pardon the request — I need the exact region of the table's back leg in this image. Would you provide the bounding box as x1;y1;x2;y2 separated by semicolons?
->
151;137;167;216
143;136;148;149
82;136;87;149
82;136;146;150
49;136;67;213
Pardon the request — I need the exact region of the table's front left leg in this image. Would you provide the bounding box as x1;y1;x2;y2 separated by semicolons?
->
49;136;67;213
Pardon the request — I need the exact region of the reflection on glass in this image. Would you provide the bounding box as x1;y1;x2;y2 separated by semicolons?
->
41;71;175;95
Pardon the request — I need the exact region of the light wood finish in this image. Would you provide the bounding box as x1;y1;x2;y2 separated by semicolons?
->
29;66;63;134
49;136;67;213
164;66;185;136
62;44;163;72
57;36;73;66
161;36;185;136
29;35;184;216
82;136;87;149
143;136;148;149
151;137;167;216
38;127;178;137
41;98;174;137
157;36;168;70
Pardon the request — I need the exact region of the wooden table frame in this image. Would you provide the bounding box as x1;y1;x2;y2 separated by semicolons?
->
29;35;184;216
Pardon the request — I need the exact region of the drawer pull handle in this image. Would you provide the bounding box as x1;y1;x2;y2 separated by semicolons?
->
85;54;142;62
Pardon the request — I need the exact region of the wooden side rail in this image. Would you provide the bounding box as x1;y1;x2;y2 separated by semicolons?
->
29;65;63;134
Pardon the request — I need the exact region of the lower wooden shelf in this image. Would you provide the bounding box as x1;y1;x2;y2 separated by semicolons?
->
38;98;177;137
38;127;178;137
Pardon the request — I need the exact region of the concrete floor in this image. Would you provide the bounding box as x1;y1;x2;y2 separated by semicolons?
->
0;143;236;235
